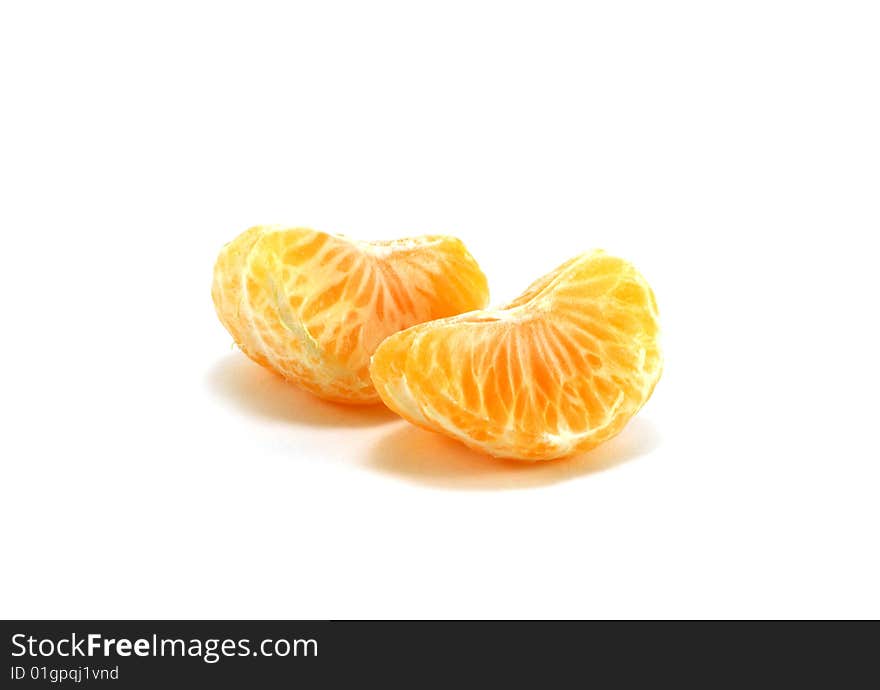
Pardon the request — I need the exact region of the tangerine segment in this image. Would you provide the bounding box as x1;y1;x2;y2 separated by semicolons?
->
212;226;489;404
370;250;661;460
210;225;272;369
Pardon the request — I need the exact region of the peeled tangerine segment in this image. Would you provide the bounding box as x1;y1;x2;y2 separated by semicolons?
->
212;226;489;404
370;250;662;460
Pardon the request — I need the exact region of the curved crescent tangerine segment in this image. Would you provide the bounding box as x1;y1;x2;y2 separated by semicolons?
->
369;250;662;460
212;226;489;404
210;225;272;369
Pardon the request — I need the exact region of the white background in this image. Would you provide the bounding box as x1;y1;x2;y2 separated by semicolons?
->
2;1;878;619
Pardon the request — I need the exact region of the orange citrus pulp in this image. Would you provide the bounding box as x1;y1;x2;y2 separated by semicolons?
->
212;226;489;403
370;250;661;460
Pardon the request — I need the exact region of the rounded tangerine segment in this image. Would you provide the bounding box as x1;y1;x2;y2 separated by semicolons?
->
370;250;662;460
212;226;489;404
210;225;271;369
